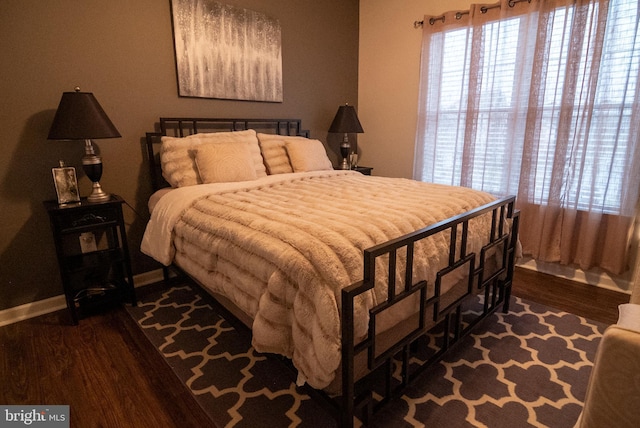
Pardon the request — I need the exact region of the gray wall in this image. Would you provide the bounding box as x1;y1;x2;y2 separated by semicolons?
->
0;0;360;311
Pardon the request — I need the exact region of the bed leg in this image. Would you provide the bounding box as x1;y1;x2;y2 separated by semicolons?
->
341;288;356;428
341;391;354;428
503;282;512;313
503;209;519;314
358;391;373;427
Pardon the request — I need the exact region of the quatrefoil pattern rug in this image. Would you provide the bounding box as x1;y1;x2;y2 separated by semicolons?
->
127;283;606;427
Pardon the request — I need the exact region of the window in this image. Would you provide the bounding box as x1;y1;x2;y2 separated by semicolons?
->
414;0;640;216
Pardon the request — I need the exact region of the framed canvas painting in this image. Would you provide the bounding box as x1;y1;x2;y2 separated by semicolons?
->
170;0;283;102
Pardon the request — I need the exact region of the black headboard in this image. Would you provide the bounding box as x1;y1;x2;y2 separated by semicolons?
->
145;117;309;191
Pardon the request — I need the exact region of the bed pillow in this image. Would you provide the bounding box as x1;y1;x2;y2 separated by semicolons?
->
160;129;266;187
195;142;258;183
285;138;334;172
198;131;267;178
256;133;294;174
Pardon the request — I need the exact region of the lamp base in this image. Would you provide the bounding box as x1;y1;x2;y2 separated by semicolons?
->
87;182;110;203
339;140;350;170
82;140;110;203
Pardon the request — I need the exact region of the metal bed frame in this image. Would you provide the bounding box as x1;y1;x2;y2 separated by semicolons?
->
144;117;520;427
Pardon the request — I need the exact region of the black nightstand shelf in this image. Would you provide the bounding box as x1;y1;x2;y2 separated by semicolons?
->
336;166;373;175
352;166;373;175
44;194;136;324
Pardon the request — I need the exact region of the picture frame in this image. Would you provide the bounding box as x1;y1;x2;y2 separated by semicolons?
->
52;163;80;205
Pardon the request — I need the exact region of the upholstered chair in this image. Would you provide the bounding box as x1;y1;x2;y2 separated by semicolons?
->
575;265;640;427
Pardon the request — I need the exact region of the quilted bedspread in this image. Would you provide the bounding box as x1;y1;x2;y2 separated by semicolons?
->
141;170;497;389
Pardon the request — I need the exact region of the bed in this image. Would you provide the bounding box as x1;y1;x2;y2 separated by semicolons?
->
142;117;520;427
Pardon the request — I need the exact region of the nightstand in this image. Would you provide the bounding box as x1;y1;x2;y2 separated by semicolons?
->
44;194;136;324
352;166;373;175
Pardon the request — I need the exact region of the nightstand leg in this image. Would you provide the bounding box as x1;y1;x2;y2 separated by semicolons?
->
64;291;78;325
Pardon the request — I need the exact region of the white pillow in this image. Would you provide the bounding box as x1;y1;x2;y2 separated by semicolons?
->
256;133;294;174
160;129;266;187
285;138;333;172
195;142;258;183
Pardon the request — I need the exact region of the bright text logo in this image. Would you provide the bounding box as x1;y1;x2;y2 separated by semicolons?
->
0;406;69;427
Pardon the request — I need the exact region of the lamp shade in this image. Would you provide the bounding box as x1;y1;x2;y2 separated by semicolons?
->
328;104;364;134
48;88;121;140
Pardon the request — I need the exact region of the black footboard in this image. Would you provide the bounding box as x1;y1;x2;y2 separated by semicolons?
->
337;196;520;427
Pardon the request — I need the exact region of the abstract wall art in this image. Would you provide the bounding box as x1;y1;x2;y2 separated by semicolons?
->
171;0;283;102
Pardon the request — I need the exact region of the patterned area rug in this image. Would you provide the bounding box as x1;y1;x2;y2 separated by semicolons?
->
126;283;607;428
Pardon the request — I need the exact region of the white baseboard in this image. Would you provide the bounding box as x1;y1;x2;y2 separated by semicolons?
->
0;269;166;328
131;269;167;288
517;257;632;295
0;295;68;328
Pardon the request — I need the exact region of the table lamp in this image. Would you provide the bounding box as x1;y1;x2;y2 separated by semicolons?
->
329;103;364;169
48;87;121;202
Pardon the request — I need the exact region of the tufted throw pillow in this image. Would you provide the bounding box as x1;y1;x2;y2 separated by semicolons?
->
195;142;258;183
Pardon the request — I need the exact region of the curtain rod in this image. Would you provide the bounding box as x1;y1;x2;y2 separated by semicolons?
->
413;0;531;28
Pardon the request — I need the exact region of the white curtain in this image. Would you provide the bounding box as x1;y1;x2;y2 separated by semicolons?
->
414;0;640;274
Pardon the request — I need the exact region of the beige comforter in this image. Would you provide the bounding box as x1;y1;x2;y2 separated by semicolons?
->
141;170;497;389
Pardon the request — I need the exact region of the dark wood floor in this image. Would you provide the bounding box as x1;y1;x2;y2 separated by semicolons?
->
0;287;213;428
512;267;629;325
0;267;630;427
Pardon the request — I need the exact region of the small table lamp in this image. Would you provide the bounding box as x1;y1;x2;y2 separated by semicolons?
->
48;87;121;202
329;103;364;169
